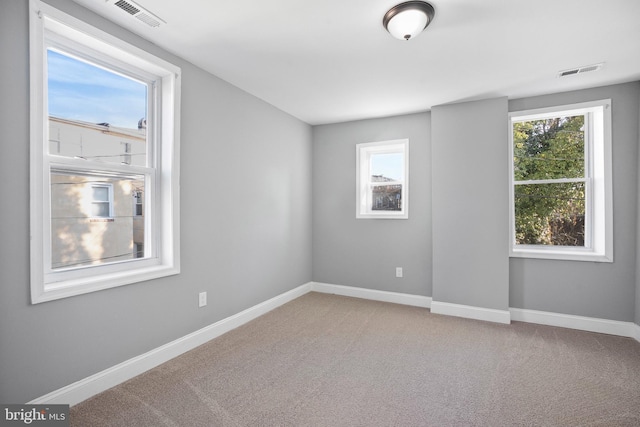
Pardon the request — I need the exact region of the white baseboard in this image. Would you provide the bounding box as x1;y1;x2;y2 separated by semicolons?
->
29;282;313;406
511;307;640;340
311;282;431;308
431;300;511;324
633;323;640;342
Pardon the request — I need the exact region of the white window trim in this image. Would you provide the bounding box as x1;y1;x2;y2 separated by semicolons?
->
508;99;612;262
356;139;409;219
29;0;181;303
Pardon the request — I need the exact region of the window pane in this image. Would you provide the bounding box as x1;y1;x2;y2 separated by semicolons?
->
50;171;146;270
513;115;584;181
514;182;585;246
91;202;110;217
371;153;403;182
372;184;402;211
47;49;148;166
92;186;109;201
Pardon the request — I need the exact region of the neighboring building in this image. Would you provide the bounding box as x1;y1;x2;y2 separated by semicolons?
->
49;116;146;269
371;174;402;211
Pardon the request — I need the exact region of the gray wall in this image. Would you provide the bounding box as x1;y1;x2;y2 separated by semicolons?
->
0;0;312;403
312;113;431;297
313;85;639;324
509;83;640;322
1;0;639;406
431;98;510;311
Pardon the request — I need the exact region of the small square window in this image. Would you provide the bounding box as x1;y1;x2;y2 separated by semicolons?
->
91;184;113;218
356;139;409;219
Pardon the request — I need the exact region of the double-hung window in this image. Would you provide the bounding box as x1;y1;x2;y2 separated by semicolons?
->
90;183;113;218
509;100;612;262
356;139;409;219
30;0;181;303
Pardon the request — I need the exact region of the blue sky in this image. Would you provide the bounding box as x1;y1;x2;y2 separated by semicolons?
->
47;49;147;129
371;153;403;181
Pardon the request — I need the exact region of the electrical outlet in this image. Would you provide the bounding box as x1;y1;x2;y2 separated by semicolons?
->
396;267;403;278
198;291;207;308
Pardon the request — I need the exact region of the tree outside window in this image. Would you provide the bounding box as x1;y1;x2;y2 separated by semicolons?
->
513;115;585;246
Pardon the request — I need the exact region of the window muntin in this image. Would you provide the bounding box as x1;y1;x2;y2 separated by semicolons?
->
30;0;180;303
356;139;408;219
509;100;612;262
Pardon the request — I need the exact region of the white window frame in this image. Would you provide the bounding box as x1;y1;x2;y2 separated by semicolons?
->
356;139;409;219
508;100;612;262
29;0;181;303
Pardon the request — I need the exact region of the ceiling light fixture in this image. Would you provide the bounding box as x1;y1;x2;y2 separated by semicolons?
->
383;1;435;41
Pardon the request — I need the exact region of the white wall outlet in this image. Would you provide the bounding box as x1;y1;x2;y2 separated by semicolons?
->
396;267;403;278
198;291;207;308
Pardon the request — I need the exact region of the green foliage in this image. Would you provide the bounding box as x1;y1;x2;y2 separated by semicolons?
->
513;116;585;246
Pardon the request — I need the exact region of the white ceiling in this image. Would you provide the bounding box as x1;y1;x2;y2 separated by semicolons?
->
71;0;640;125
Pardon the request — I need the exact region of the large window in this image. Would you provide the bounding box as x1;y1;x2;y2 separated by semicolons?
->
356;139;409;219
30;0;181;303
509;100;612;262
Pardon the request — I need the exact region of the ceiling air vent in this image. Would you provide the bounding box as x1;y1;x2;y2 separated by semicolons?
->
113;0;165;28
558;63;604;78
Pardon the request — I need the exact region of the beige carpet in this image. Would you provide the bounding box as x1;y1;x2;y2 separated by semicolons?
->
71;292;640;426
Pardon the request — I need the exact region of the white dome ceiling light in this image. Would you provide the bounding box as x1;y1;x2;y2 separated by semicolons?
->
383;1;435;41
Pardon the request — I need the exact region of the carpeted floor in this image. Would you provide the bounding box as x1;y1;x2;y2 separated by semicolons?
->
70;292;640;426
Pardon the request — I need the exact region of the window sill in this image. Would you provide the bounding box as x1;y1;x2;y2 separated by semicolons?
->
510;246;612;263
32;263;180;304
357;212;408;220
